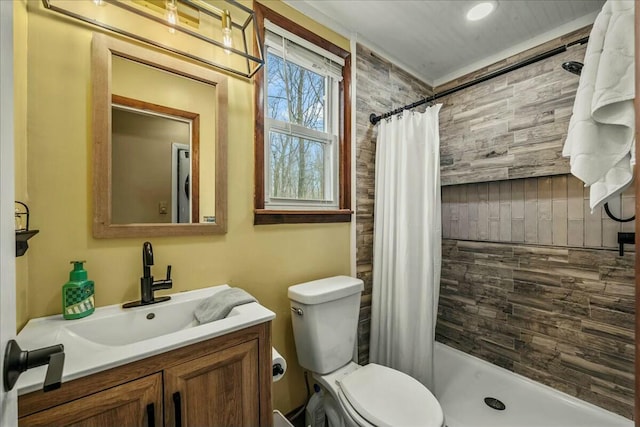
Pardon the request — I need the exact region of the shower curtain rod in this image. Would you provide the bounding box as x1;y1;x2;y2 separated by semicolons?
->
369;36;590;125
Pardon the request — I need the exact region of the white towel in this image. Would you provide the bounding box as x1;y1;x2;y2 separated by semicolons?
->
194;288;256;324
562;0;635;210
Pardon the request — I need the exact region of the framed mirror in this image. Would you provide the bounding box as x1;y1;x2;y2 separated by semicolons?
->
92;33;227;237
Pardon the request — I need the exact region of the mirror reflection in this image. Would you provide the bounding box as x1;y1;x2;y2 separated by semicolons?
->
111;97;198;224
111;56;215;225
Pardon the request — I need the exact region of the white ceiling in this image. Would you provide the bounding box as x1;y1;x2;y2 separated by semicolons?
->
283;0;606;86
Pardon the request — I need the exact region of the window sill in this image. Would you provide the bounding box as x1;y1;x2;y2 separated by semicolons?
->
254;209;353;225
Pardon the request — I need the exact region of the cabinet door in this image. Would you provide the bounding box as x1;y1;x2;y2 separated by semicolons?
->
164;339;259;427
19;374;162;427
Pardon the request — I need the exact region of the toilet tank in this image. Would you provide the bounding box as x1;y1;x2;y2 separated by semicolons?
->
288;276;364;374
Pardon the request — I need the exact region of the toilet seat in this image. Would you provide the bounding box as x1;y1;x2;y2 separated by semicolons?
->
336;388;373;427
337;363;444;427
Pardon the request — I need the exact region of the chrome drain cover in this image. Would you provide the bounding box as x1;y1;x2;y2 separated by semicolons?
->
484;397;506;411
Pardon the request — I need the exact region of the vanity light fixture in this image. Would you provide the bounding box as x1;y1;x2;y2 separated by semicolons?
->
466;1;496;21
41;0;264;79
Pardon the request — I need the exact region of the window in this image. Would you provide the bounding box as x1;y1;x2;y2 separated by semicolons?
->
254;4;352;224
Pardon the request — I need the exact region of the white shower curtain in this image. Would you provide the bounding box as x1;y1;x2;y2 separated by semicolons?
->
369;105;442;390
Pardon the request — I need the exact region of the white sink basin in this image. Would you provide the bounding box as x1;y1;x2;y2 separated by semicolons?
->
15;285;275;395
64;290;234;346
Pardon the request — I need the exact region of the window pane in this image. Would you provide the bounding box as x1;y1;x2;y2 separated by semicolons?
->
266;52;325;132
269;131;326;201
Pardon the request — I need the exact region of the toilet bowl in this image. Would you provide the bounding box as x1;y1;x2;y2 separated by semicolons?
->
314;362;444;427
288;276;444;427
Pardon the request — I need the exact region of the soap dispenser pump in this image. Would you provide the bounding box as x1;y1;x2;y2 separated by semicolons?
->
62;260;95;320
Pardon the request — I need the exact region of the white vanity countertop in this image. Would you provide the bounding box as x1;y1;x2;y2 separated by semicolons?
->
15;285;275;395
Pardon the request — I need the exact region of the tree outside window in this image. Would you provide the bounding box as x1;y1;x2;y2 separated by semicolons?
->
266;53;327;201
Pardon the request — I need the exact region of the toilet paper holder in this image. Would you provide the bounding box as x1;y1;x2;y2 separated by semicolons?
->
273;364;284;376
272;347;287;382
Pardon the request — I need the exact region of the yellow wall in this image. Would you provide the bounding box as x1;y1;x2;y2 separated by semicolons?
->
15;0;29;329
19;0;350;414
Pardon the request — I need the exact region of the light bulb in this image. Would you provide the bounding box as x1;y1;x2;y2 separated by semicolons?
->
166;0;178;33
222;28;233;53
466;2;495;21
92;0;104;5
221;10;233;54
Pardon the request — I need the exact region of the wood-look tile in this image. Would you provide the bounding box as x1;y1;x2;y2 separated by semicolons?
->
555;328;634;361
537;177;552;220
488;182;500;218
584;204;602;248
560;354;634;389
552;199;568;246
589;377;635;408
439;239;633;418
581;319;634;344
513;363;579;396
552;176;568;245
567;220;584;247
567;175;584;220
538;220;552;245
474;209;488;241
511;180;525;219
458;185;469;239
524;178;538;243
602;217;619;249
512;219;525;243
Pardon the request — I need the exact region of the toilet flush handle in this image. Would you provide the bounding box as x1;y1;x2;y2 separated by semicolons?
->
291;307;303;316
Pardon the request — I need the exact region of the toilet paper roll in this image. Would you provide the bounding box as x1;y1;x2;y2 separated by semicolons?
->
272;347;287;382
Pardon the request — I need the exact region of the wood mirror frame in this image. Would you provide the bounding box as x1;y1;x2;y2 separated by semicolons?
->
92;33;228;238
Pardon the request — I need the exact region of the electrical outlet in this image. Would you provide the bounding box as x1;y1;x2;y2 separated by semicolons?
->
159;201;168;214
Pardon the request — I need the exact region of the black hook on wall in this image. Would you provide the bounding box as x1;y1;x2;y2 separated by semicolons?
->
604;203;635;223
603;203;636;256
601;202;635;256
15;201;39;257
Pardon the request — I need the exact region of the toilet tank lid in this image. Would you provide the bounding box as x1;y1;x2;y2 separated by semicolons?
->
288;276;364;305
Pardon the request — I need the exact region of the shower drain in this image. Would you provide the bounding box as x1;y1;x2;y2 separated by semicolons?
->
484;397;506;411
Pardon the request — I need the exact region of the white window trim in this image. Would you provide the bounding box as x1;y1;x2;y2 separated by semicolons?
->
265;19;345;67
263;23;341;211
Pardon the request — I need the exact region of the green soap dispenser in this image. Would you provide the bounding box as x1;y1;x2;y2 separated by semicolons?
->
62;260;95;320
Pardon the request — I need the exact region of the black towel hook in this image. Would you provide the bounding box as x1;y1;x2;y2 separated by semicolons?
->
603;202;635;223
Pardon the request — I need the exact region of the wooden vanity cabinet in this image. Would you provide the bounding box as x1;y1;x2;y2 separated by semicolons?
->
19;374;162;427
18;322;273;427
164;339;260;427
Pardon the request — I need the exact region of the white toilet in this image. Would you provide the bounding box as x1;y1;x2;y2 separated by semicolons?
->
288;276;445;427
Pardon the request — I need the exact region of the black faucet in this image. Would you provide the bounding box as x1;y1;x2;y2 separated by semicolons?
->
123;242;172;308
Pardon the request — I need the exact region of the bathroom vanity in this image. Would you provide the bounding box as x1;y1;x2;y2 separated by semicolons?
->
14;286;274;427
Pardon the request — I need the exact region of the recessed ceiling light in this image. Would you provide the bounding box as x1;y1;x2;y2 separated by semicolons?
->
466;2;495;21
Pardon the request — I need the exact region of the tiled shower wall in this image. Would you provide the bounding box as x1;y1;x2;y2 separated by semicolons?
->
438;240;635;418
442;176;636;248
439;174;636;419
355;32;635;418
